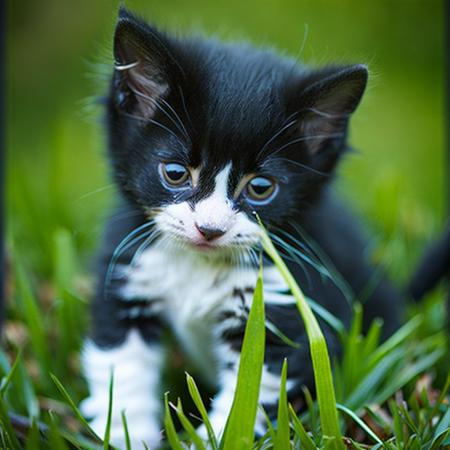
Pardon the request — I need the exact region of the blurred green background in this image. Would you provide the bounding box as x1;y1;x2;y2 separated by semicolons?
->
7;0;445;285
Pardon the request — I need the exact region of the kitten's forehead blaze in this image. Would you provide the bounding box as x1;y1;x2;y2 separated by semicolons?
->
194;163;234;231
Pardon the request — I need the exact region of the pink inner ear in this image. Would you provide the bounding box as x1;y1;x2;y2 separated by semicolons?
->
118;61;169;119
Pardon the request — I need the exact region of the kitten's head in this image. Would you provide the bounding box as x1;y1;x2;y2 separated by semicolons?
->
107;8;367;257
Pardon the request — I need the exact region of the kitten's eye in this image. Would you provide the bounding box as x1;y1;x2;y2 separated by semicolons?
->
160;162;190;187
246;176;277;203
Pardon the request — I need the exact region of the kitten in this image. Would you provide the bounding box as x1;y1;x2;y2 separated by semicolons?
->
80;7;403;448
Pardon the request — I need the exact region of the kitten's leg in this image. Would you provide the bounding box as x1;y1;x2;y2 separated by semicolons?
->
204;300;340;439
81;327;164;449
81;208;165;449
194;344;239;440
196;343;300;439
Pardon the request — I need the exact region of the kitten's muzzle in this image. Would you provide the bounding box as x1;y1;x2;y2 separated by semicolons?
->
195;224;226;241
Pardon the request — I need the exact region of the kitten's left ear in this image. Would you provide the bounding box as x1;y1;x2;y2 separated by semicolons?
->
292;64;368;156
112;7;181;118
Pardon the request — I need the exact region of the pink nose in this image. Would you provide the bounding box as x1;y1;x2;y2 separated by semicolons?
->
195;224;226;241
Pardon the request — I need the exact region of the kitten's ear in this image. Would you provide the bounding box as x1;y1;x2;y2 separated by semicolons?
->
112;8;178;118
292;65;368;156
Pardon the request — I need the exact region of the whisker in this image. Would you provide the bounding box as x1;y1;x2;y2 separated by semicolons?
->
257;116;299;159
270;225;320;261
75;184;116;202
103;221;155;298
159;96;190;142
130;229;161;268
287;222;354;304
131;87;190;142
269;232;313;288
302;107;351;120
272;157;329;177
269;132;344;158
178;85;193;130
117;109;185;145
270;232;328;277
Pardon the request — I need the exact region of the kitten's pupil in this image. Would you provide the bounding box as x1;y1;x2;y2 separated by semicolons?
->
161;163;189;186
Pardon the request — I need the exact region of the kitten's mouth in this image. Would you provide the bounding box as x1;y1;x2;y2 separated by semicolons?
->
189;238;222;252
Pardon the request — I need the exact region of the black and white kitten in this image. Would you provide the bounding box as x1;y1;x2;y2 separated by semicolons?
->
81;8;403;448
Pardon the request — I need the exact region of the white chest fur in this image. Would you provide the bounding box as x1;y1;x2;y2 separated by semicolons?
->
117;244;259;371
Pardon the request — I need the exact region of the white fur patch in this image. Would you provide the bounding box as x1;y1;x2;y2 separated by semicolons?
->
120;242;259;378
81;330;163;449
155;162;261;248
194;163;233;231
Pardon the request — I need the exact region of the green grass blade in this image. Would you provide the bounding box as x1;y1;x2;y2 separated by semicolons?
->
0;349;39;419
302;386;319;441
164;393;184;450
289;404;317;450
367;316;422;369
306;298;346;338
0;349;22;396
344;348;404;410
259;222;344;450
120;410;131;450
221;269;265;450
433;406;450;444
274;359;290;450
388;399;404;445
373;348;445;406
260;405;276;443
429;428;449;450
265;319;300;349
0;396;22;450
336;403;383;445
102;370;114;449
50;373;101;441
186;373;218;450
48;413;71;450
174;398;207;450
362;318;383;359
25;419;42;450
17;357;40;419
14;264;52;386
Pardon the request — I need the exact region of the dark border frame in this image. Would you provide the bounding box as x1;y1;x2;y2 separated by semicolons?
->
0;0;5;334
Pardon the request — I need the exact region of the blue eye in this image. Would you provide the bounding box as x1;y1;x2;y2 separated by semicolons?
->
246;176;276;202
160;163;190;186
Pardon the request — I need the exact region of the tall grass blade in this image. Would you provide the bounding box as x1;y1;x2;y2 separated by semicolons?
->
163;393;184;450
14;264;52;386
120;410;131;450
173;398;207;450
221;270;265;450
102;370;114;449
259;221;344;450
288;404;317;450
186;373;218;450
25;419;42;450
0;396;21;450
0;349;22;396
50;373;101;441
274;359;290;450
336;403;383;445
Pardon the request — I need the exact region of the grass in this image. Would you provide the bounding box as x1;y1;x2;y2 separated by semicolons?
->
1;220;449;449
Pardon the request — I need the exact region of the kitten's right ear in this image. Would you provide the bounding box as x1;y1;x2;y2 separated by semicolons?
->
113;8;178;118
